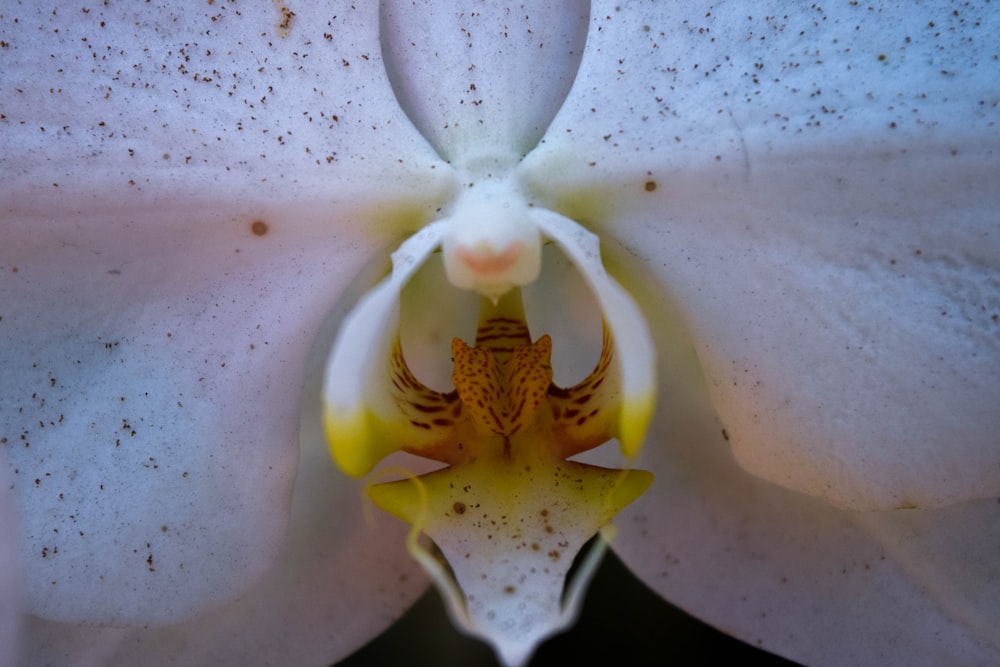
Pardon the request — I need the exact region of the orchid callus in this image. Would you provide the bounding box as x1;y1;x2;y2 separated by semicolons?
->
1;1;998;667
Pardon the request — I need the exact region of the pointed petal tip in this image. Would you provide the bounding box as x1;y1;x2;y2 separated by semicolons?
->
608;468;655;516
490;639;539;667
365;475;421;524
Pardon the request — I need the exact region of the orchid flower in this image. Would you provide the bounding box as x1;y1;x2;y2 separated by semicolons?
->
1;1;998;666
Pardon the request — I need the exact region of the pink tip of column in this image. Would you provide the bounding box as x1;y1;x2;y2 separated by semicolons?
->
456;242;525;275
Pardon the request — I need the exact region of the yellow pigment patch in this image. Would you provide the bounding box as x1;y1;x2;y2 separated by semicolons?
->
324;406;402;478
368;448;652;532
618;389;656;458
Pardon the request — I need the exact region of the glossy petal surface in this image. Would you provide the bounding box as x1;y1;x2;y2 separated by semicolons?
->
525;0;1000;510
18;335;427;666
518;1;1000;664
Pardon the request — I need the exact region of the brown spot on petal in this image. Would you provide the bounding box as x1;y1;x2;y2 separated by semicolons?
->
273;1;294;37
250;220;269;236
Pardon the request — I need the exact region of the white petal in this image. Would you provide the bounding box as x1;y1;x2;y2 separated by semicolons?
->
19;332;428;667
855;500;1000;650
618;153;998;510
577;263;1000;663
526;2;999;659
379;0;590;168
2;185;299;626
522;0;1000;509
614;373;1000;664
1;0;444;655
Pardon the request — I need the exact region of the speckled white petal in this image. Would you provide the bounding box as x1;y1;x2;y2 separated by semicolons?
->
523;0;1000;510
522;0;1000;660
379;0;590;168
18;328;428;667
3;2;446;215
1;0;444;658
613;149;999;511
528;0;999;181
1;204;435;662
610;343;1000;664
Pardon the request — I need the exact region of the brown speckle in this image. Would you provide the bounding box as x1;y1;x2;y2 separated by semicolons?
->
250;220;269;236
273;1;295;37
